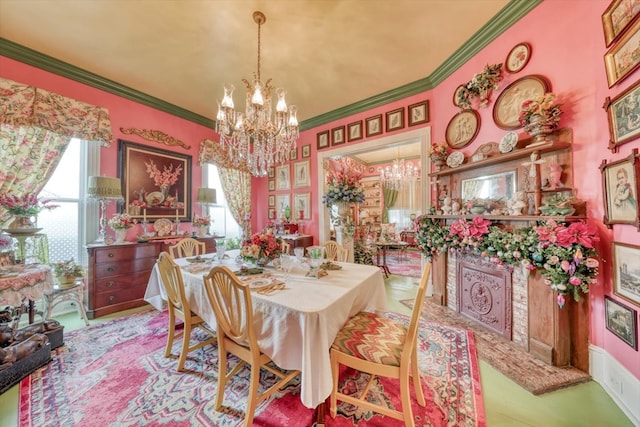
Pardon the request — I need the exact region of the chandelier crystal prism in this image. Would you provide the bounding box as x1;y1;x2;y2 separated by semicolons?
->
378;158;420;190
216;11;299;177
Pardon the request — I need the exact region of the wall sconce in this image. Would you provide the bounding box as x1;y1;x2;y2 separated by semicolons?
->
87;176;123;243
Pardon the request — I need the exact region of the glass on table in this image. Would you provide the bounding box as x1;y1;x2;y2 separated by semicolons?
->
216;242;226;264
294;247;304;263
279;254;294;282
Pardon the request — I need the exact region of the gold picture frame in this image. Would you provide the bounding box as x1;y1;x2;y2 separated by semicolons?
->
602;0;640;47
276;164;291;191
604;18;640;87
603;78;640;152
294;192;311;220
505;42;531;74
445;110;480;149
600;149;640;229
293;160;310;188
612;241;640;306
492;74;551;130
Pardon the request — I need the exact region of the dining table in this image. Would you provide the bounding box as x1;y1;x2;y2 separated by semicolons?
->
144;250;387;410
0;263;54;324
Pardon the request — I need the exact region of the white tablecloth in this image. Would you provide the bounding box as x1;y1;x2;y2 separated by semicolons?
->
144;251;387;408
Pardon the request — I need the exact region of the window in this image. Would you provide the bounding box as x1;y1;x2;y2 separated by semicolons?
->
205;164;241;239
38;138;99;265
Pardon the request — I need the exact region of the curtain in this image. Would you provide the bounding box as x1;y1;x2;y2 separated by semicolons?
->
199;139;252;238
382;185;398;223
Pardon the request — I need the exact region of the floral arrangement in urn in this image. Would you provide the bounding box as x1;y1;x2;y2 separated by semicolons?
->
240;231;283;264
428;142;450;166
456;63;504;109
519;92;563;131
321;158;365;206
193;215;211;227
53;258;85;278
108;213;136;230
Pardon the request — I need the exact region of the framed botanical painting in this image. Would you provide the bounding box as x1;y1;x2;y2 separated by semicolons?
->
276;194;290;218
605;296;638;350
317;130;329;150
268;167;275;178
331;126;345;146
505;42;531;73
302;144;311;158
268;179;275;192
492;74;551;129
290;147;298;160
276;164;291;191
293;192;311;220
612;241;640;306
603;78;640;152
268;208;276;220
445;110;480;149
366;114;383;137
293;160;310;188
408;100;429;126
385;108;405;132
118;139;191;220
347;120;363;142
600;149;640;228
268;195;275;207
605;18;640;87
602;0;640;47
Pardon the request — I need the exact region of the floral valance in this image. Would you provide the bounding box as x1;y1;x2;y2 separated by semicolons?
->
198;138;250;173
0;77;113;146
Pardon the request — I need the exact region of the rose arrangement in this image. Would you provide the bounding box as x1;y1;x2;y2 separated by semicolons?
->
108;213;136;230
0;193;59;216
144;160;183;189
518;92;563;129
193;214;211;227
414;217;600;307
52;258;85;278
322;161;365;206
429;142;450;162
456;63;504;109
240;231;283;263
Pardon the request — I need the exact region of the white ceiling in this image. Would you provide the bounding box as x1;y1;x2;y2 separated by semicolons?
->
0;0;511;123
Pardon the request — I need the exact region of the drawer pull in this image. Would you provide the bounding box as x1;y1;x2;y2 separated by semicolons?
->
107;281;115;288
107;267;114;272
108;296;115;303
108;253;114;257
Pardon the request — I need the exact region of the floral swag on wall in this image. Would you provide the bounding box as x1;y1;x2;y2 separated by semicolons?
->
414;214;600;307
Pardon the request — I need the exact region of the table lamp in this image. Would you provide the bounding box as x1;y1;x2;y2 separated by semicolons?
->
88;176;123;242
196;188;216;216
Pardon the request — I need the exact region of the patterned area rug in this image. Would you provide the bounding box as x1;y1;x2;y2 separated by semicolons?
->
20;309;486;426
386;250;423;279
401;298;591;395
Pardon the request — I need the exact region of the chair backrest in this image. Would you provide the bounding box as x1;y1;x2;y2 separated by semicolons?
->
322;241;344;261
401;262;432;364
203;266;258;352
157;252;190;317
281;240;291;254
169;237;206;258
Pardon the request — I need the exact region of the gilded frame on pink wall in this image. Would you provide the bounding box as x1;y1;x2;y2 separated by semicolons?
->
604;78;640;153
612;241;640;307
602;0;640;47
600;149;640;229
604;18;640;87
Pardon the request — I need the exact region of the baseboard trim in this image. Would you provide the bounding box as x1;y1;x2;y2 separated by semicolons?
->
590;345;640;426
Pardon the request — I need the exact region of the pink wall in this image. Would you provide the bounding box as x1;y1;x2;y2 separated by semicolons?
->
0;56;216;238
2;0;638;377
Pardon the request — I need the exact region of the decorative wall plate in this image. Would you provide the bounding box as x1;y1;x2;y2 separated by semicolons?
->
445;110;480;149
153;218;172;236
446;151;465;168
499;131;519;153
505;42;531;73
492;75;550;130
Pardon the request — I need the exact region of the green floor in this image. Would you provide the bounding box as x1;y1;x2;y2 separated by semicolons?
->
0;275;633;426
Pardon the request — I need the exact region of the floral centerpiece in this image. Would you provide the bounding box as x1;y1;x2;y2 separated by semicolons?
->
108;213;136;230
0;193;59;228
429;142;450;168
193;214;211;227
322;163;365;207
240;231;283;265
518;92;562;142
456;63;504;109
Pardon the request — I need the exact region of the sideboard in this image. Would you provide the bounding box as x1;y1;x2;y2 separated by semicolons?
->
86;237;215;318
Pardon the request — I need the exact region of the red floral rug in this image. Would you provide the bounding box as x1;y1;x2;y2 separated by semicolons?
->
386;250;423;279
19;309;485;426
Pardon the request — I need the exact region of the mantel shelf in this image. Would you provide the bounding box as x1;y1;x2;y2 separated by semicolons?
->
429;128;572;178
425;214;586;222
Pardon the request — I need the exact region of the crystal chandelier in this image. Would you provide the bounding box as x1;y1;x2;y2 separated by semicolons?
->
378;158;420;190
216;11;299;177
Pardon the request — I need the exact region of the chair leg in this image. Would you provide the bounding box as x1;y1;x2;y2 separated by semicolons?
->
411;348;425;406
399;368;415;427
330;351;339;418
177;322;191;371
164;311;176;358
244;363;261;427
215;340;227;411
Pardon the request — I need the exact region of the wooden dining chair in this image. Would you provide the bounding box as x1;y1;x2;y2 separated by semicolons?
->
281;240;291;255
202;266;300;427
168;237;206;259
156;252;216;371
329;262;432;426
322;241;348;262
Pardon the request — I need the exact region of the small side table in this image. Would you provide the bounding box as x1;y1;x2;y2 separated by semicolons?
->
44;279;90;326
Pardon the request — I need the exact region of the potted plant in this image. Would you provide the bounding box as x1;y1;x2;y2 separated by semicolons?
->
52;258;85;287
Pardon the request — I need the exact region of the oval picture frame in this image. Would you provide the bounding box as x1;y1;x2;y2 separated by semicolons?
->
453;84;466;107
492;74;551;130
505;42;531;74
445;110;480;149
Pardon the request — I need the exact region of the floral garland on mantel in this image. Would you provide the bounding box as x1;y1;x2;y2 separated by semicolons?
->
414;214;600;308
